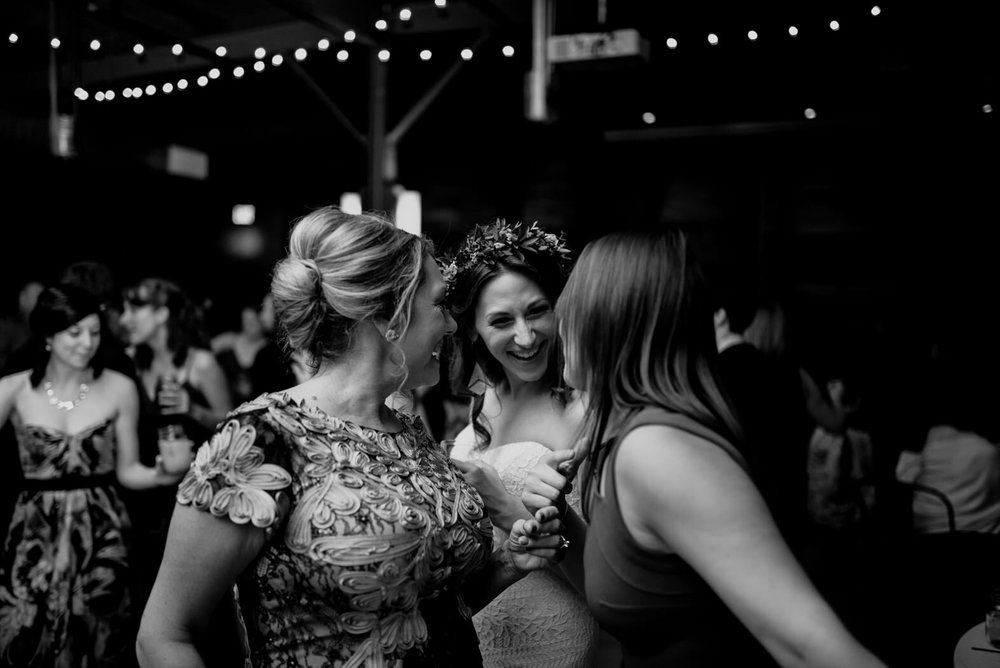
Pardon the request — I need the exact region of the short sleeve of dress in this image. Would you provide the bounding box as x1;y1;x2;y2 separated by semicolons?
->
176;407;293;530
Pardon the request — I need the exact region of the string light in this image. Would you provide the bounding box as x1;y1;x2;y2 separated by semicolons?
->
804;107;817;119
123;88;132;98
208;67;220;79
145;84;156;95
399;8;412;21
788;26;799;37
95;91;105;101
172;43;183;56
317;38;330;51
294;48;307;61
984;104;994;114
829;20;841;31
133;43;144;55
196;75;208;87
460;48;473;60
89;39;101;51
271;54;283;66
375;19;388;31
8;33;18;44
748;30;758;41
435;0;447;7
707;33;719;46
233;66;245;78
50;37;61;49
344;30;356;43
419;49;432;61
162;82;173;93
177;79;188;90
642;112;656;124
105;90;114;100
337;49;349;62
666;37;678;49
871;6;881;16
378;48;390;62
502;45;514;57
254;60;266;72
215;46;227;57
254;47;266;59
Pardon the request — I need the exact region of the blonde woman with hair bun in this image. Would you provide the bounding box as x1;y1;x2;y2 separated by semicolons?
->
137;206;568;668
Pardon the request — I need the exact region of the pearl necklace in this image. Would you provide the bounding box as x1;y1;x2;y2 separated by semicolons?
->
44;381;90;411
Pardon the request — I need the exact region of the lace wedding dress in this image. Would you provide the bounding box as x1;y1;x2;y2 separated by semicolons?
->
451;425;599;668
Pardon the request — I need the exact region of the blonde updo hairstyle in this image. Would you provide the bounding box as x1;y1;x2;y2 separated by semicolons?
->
271;207;429;382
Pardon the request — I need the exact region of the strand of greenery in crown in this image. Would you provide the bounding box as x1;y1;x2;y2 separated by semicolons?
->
438;220;572;289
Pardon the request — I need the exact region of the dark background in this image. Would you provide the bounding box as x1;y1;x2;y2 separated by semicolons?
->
1;0;997;349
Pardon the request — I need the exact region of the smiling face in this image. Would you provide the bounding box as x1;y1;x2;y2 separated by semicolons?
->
397;256;457;390
48;313;101;370
473;271;556;386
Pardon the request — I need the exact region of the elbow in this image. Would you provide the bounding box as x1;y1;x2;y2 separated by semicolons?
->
134;625;156;667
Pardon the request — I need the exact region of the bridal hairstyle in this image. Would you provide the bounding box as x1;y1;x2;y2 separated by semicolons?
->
270;206;430;382
555;228;745;516
29;283;109;387
445;221;571;447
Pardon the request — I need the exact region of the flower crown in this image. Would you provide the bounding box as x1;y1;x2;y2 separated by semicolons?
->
439;220;572;291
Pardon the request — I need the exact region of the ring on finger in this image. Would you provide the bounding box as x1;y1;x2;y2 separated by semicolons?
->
558;535;571;551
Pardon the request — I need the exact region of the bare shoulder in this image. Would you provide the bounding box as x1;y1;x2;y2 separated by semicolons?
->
616;424;749;492
100;368;138;395
191;347;223;372
0;370;31;396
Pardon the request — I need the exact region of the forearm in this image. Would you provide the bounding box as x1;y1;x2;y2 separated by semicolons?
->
136;636;205;668
118;462;183;490
485;492;532;534
189;403;227;433
460;543;526;614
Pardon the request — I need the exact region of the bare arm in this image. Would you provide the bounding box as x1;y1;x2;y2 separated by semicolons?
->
136;504;264;667
617;426;884;668
188;349;234;431
0;373;24;429
114;373;186;489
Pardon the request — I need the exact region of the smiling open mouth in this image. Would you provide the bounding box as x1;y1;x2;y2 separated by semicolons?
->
508;344;544;362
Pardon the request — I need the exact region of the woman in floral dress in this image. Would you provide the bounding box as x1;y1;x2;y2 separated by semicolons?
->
136;207;567;667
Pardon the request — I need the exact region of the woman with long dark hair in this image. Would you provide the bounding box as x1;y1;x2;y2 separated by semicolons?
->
524;229;885;667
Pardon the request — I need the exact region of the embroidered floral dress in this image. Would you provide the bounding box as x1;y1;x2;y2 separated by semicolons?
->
177;393;493;667
0;413;133;668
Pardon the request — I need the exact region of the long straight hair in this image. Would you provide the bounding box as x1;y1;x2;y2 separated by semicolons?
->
556;229;745;517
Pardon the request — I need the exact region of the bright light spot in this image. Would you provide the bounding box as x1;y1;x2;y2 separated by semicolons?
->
232;204;256;226
74;87;88;100
145;84;156;95
172;43;183;56
341;192;362;214
215;46;227;57
51;38;61;49
375;19;388;31
399;8;412;21
788;25;799;36
460;48;473;60
666;37;678;49
748;30;758;41
271;54;284;66
133;43;144;55
105;90;115;100
208;67;221;79
829;20;840;31
254;47;266;59
707;33;719;46
435;0;447;7
871;6;881;16
420;49;432;61
804;108;817;120
197;76;208;87
502;45;515;57
123;88;133;98
984;104;994;114
90;39;101;51
344;30;356;43
294;48;307;61
8;33;18;44
318;38;330;51
254;60;266;72
642;112;656;124
378;49;390;62
133;87;143;98
337;49;349;62
95;91;105;102
177;79;188;90
233;66;245;78
162;82;173;93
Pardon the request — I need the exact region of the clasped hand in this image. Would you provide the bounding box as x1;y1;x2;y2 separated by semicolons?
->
506;506;567;572
522;448;579;515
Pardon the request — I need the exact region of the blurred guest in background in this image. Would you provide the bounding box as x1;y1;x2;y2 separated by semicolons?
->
0;279;44;374
0;283;189;667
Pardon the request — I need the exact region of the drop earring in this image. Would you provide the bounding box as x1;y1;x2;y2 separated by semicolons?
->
385;329;399;342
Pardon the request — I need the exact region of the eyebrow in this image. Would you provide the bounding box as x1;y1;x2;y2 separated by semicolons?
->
485;298;550;319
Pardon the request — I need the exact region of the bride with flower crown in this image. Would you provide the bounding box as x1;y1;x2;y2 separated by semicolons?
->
445;221;601;667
